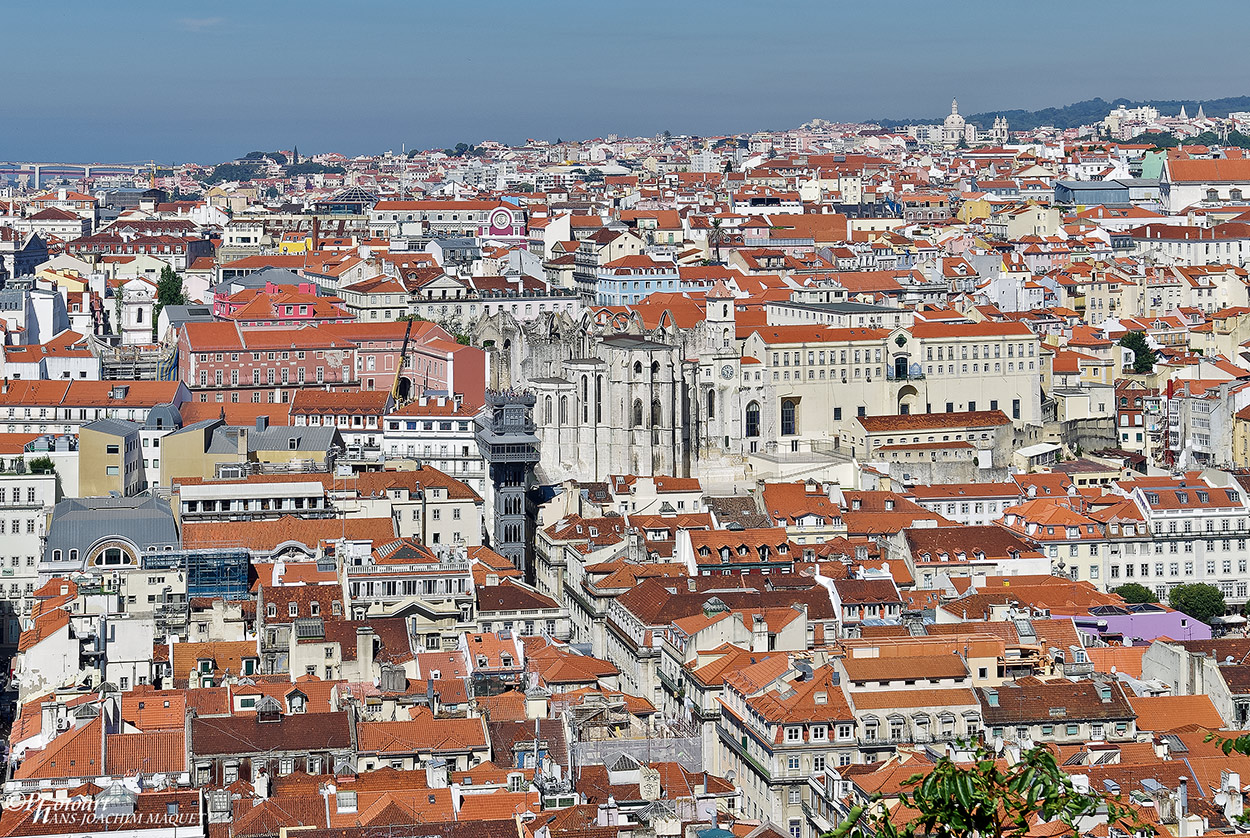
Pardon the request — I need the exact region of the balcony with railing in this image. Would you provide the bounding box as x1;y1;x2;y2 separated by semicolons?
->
885;367;926;382
859;728;961;746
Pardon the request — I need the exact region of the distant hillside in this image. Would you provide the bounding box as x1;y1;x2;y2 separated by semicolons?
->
876;96;1250;132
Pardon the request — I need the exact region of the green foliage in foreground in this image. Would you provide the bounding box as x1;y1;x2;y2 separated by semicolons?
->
828;743;1142;838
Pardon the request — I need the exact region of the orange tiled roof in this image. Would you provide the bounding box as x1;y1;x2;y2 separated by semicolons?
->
1128;695;1224;733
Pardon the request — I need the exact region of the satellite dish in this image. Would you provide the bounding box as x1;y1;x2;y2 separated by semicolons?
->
992;735;1004;754
1215;793;1229;807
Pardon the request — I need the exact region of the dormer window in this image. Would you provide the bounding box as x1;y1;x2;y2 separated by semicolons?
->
288;602;298;617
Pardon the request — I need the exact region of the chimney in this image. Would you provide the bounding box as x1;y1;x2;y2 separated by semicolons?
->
1224;772;1243;821
256;415;269;432
40;701;62;738
356;625;376;678
1178;777;1188;819
751;614;768;652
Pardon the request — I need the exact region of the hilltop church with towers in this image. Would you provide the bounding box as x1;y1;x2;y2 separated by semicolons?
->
910;98;1009;148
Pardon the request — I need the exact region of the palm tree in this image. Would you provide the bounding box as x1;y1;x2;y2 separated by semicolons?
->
709;217;726;263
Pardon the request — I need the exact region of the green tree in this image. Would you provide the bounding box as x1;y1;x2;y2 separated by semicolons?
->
1113;582;1158;604
1165;129;1250;150
1169;583;1227;624
153;266;187;339
244;150;287;165
830;741;1141;838
1118;331;1157;374
156;266;187;308
285;162;345;176
26;456;55;475
708;217;727;263
1147;132;1181;149
203;162;264;184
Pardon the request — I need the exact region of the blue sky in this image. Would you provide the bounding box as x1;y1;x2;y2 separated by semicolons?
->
5;0;1246;163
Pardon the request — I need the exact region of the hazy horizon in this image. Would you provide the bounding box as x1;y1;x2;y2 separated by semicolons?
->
5;0;1248;164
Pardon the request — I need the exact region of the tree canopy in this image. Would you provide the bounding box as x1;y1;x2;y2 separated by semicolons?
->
244;150;287;165
1113;582;1158;604
204;162;264;184
285;161;344;176
156;266;186;309
1168;583;1227;624
1118;331;1157;374
1160;130;1250;149
831;742;1141;838
26;456;55;475
153;266;187;339
1145;132;1181;149
443;143;485;158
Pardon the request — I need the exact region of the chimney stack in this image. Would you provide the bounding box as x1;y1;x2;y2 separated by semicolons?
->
356;625;376;678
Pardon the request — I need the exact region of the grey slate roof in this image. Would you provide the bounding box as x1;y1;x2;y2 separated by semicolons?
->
144;403;182;430
161;304;215;328
43;495;179;565
81;418;141;438
249;426;337;453
163;419;338;455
